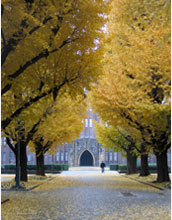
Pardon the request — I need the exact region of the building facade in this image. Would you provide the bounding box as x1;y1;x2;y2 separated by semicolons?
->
1;110;171;168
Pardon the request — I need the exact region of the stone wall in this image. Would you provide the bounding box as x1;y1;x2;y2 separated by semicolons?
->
68;138;102;166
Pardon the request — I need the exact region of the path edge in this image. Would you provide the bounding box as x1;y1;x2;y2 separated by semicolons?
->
121;174;166;191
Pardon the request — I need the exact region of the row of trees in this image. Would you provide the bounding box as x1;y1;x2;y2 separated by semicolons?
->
2;0;170;183
89;0;171;182
2;0;112;181
6;94;87;180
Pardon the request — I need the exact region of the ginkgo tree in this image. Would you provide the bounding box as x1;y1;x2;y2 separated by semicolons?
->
2;0;111;129
4;92;87;180
90;0;171;182
95;122;139;174
29;94;87;176
5;120;41;181
2;0;111;181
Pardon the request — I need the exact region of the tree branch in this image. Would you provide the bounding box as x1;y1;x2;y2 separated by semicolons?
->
1;16;54;67
1;28;6;48
2;80;66;129
6;137;16;154
107;134;127;151
26;119;41;143
2;37;78;96
43;141;53;154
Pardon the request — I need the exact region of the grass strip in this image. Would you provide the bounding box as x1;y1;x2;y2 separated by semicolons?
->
122;175;165;191
1;199;10;204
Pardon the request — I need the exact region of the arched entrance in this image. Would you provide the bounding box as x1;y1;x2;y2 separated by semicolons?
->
80;150;93;166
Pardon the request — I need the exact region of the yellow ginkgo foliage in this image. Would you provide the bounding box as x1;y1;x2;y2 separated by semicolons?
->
27;93;87;176
2;0;112;129
90;0;171;182
30;94;87;154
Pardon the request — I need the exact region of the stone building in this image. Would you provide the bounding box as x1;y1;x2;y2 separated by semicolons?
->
67;110;105;166
1;109;127;167
1;109;170;168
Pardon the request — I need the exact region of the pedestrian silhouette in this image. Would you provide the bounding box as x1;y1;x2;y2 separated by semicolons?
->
100;161;106;173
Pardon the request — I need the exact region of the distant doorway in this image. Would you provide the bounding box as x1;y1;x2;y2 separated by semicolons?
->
80;150;93;166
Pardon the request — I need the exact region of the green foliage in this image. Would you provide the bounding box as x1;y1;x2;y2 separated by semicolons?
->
44;164;69;171
94;122;140;156
3;164;16;170
94;122;129;152
109;164;118;171
118;164;127;173
27;165;36;171
109;163;170;173
2;164;69;171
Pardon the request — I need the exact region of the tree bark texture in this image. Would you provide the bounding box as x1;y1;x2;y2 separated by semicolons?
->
36;150;45;176
126;149;137;174
155;150;170;182
139;144;149;176
140;154;149;176
153;131;170;182
20;142;28;182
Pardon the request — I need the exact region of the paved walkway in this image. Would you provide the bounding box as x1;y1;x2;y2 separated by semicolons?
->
62;166;117;176
1;168;171;220
1;174;15;182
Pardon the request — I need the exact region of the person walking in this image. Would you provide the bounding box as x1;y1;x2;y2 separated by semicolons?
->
100;161;106;173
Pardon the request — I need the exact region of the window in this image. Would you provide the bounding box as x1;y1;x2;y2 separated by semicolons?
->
1;137;6;145
114;152;117;161
2;152;6;162
148;157;152;162
105;152;109;162
89;119;93;127
61;152;64;161
56;152;59;161
28;154;31;162
9;151;15;163
85;119;88;127
48;156;51;163
65;152;68;161
110;152;113;161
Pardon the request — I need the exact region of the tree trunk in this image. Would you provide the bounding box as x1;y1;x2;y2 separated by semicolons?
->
15;150;18;182
36;151;45;176
155;150;170;182
20;143;28;182
140;154;149;176
139;144;149;176
126;149;137;174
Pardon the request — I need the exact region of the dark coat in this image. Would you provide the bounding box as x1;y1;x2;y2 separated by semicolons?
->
100;162;105;168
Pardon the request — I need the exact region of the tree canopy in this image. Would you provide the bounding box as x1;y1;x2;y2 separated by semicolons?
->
2;0;111;129
29;94;87;154
90;0;171;154
94;123;130;155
